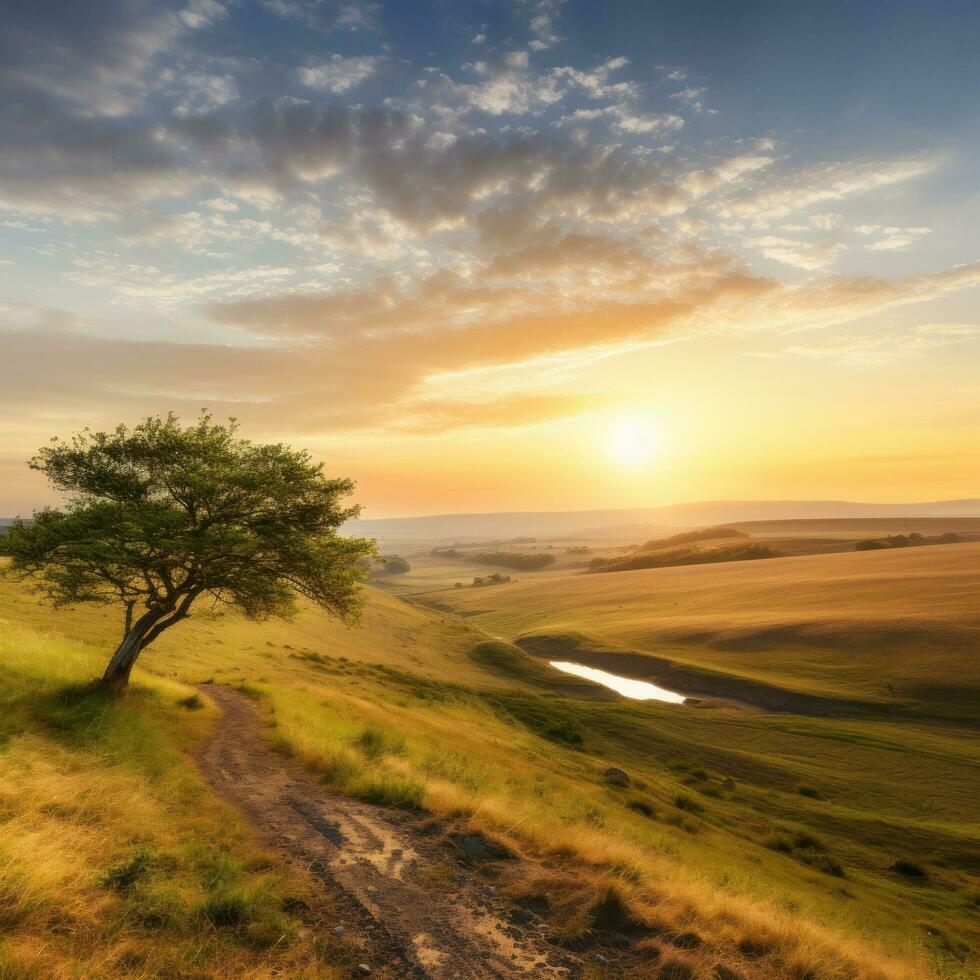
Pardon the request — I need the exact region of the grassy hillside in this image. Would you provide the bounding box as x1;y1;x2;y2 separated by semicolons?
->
1;544;977;978
0;614;350;978
429;542;980;720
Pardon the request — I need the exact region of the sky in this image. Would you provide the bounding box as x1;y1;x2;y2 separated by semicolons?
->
1;0;979;518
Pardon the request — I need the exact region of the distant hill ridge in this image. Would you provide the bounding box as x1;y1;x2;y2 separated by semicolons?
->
345;498;980;544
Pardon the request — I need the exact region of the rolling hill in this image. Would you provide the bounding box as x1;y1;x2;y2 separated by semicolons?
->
426;541;980;720
2;538;978;977
345;499;980;548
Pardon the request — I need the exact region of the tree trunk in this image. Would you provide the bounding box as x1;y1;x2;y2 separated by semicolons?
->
100;608;165;693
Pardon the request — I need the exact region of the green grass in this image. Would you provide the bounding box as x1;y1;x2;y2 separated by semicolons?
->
430;541;980;719
0;614;342;978
1;548;978;978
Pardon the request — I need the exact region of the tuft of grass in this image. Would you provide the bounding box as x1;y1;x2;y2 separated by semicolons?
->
200;891;248;928
99;847;155;891
766;831;845;878
673;794;705;815
626;799;656;818
350;774;425;810
892;860;929;879
353;725;405;759
177;694;204;710
590;885;645;933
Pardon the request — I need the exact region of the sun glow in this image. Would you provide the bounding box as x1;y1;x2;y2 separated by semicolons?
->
607;416;664;466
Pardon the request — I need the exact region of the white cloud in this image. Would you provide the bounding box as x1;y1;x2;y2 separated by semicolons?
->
297;54;382;93
809;212;843;231
744;235;846;270
0;0;228;117
528;0;565;50
261;0;379;32
855;225;933;251
556;105;684;135
204;197;239;212
716;157;936;223
172;72;239;117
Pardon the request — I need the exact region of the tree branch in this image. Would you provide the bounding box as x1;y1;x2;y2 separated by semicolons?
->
140;587;203;648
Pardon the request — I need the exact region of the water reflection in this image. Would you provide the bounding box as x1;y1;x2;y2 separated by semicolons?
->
550;661;687;704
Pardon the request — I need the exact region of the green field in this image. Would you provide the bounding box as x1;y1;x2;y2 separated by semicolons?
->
1;539;977;978
0;611;348;978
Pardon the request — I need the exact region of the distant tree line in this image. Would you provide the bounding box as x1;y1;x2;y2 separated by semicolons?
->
855;532;960;551
639;527;746;551
472;551;555;570
590;542;776;574
472;573;512;586
359;554;411;576
431;547;555;570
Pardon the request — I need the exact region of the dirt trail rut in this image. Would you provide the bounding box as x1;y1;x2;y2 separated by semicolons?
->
197;685;584;979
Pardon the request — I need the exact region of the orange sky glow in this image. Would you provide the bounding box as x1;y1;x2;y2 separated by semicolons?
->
1;1;978;518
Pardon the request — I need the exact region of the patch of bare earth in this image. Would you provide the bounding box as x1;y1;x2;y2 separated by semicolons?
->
196;685;586;978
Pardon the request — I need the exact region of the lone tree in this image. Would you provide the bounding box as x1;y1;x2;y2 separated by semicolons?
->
2;413;375;692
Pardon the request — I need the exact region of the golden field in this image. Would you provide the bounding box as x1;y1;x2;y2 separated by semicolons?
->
0;540;977;978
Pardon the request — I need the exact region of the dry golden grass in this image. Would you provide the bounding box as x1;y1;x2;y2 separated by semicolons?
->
429;541;980;712
1;544;977;978
0;619;344;979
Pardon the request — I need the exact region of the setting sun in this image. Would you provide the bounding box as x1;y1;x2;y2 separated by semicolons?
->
608;416;664;466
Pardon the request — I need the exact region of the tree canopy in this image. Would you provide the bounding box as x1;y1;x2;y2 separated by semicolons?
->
2;413;375;690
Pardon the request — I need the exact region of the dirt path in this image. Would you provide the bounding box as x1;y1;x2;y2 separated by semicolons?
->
196;685;585;979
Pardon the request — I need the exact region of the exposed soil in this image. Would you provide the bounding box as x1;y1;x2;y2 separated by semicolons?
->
196;684;587;979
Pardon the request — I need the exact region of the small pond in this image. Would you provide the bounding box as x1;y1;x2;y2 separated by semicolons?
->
550;661;687;704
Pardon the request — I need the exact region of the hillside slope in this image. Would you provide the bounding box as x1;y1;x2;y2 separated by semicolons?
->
1;548;977;978
428;542;980;719
0;618;347;978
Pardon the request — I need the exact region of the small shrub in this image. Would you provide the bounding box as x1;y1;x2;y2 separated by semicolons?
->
354;725;404;759
674;794;704;814
766;831;843;876
805;854;845;878
658;958;696;979
590;886;643;933
627;799;656;818
201;891;247;927
318;751;361;788
99;847;154;891
892;860;928;879
765;834;794;854
545;722;583;745
353;775;424;810
738;937;773;958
